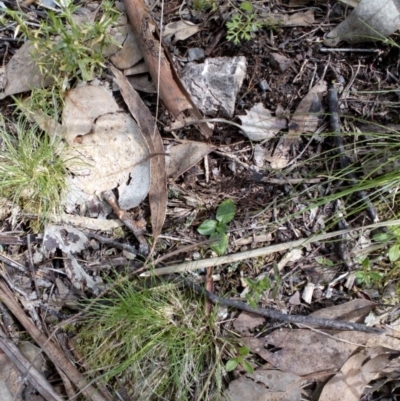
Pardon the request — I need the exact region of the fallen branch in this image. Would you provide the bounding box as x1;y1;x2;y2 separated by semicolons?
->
185;281;383;334
0;280;108;401
0;326;63;401
141;219;400;276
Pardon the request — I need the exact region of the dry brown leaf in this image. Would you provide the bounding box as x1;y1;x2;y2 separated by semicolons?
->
63;85;119;143
242;330;355;376
267;80;327;169
244;328;400;377
288;80;327;138
318;347;397;401
111;65;167;243
62;85;151;210
238;103;287;141
310;299;376;322
260;9;314;26
0;42;53;100
127;74;156;93
324;0;400;46
233;311;265;335
110;25;143;69
167;142;214;180
224;369;301;401
163;20;201;43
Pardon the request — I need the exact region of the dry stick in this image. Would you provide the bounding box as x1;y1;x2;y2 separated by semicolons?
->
141;219;400;276
0;281;108;401
101;189;149;255
185;281;383;334
328;87;378;223
0;326;64;401
86;231;137;255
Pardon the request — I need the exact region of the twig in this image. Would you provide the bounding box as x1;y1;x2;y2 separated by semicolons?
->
185;281;383;334
320;48;380;53
27;234;40;299
328;87;378;223
85;232;137;256
0;326;63;401
141;219;400;276
0;280;108;401
0;253;26;272
101;190;149;255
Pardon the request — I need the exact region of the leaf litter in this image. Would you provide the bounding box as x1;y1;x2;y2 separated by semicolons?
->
1;0;400;400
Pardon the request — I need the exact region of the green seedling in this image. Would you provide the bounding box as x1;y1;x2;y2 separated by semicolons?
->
316;256;335;267
193;0;217;11
197;199;236;255
225;346;254;374
0;119;71;227
226;2;263;44
244;275;271;308
374;227;400;263
355;257;382;286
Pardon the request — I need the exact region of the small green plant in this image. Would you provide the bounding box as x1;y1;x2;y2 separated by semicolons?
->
225;346;254;374
374;227;400;263
355;257;382;286
8;0;120;83
0;119;71;226
316;256;335;267
77;277;232;401
226;1;263;44
197;199;236;255
193;0;217;11
244;275;271;308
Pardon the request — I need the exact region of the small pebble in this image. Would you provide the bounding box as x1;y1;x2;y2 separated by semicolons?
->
193;252;201;260
259;79;270;91
187;47;205;62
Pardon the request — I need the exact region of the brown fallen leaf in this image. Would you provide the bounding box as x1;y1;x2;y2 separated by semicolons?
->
163;20;201;43
0;42;53;100
310;299;376;322
260;9;315;26
238;103;288;141
242;327;400;377
167;142;214;180
267;80;327;169
318;347;398;401
122;0;212;137
111;65;167;244
323;0;400;46
224;369;301;401
62;84;151;211
233;311;265;335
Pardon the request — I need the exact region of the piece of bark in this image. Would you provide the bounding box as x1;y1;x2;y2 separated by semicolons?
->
122;0;212;137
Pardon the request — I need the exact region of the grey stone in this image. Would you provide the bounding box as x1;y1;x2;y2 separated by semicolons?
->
259;79;269;91
181;56;247;117
187;47;205;62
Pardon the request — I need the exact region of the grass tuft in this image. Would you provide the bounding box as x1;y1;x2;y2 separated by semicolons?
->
77;277;233;401
0;120;70;226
